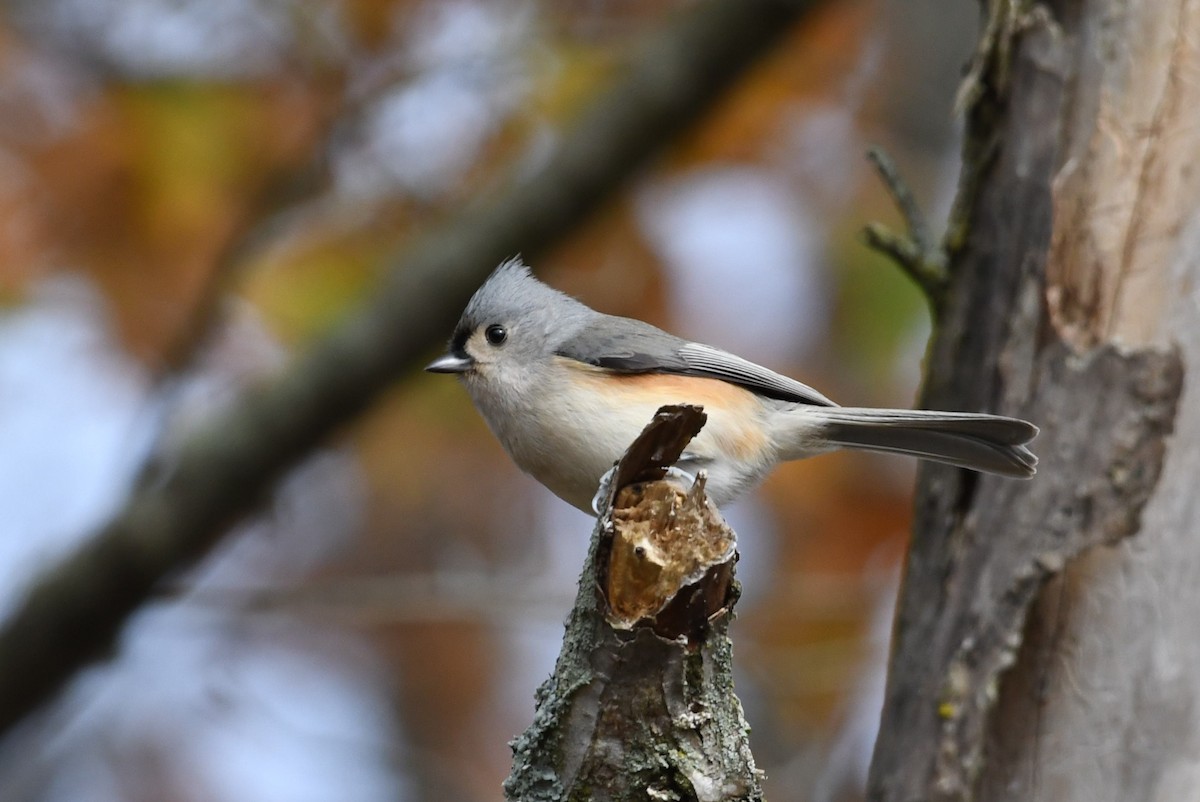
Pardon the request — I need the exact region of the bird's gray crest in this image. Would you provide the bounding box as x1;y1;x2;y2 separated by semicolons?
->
457;258;593;345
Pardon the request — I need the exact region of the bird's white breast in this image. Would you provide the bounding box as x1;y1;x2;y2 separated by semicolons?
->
468;359;780;511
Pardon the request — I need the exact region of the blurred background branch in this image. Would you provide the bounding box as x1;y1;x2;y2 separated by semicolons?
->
0;0;822;741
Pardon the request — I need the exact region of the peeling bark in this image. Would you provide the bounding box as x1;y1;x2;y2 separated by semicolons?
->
505;406;761;802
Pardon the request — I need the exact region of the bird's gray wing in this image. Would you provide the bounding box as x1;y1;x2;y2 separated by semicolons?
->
554;315;837;407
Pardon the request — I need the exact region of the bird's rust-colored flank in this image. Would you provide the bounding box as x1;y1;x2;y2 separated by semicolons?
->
561;362;771;464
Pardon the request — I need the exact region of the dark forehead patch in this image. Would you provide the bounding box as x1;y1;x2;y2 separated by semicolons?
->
450;325;471;356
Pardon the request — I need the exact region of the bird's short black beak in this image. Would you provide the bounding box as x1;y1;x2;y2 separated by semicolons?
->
425;352;474;374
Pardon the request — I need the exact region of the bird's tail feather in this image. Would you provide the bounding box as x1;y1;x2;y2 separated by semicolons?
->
807;408;1038;478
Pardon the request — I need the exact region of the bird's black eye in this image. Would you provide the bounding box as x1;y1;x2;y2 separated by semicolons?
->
484;324;507;345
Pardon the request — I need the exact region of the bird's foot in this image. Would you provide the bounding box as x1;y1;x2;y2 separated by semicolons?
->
591;467;617;515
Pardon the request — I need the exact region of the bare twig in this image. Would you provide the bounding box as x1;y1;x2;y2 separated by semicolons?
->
863;145;950;309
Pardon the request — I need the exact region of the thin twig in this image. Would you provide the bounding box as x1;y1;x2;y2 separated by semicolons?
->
863;145;950;309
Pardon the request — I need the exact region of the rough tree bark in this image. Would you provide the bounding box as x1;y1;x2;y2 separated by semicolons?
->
505;406;760;802
868;1;1197;800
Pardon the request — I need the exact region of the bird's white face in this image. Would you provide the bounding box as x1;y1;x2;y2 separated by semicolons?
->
445;317;565;482
456;317;552;406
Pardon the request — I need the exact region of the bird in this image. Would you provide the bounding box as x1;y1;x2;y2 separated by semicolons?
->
426;259;1037;513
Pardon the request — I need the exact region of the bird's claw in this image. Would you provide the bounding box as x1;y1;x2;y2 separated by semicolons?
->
591;467;618;515
662;465;700;490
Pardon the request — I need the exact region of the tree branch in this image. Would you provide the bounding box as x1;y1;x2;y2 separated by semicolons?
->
505;405;761;802
0;0;825;736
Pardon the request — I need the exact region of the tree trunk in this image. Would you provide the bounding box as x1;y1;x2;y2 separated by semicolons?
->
869;1;1196;799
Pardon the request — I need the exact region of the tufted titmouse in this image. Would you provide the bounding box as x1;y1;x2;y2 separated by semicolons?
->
427;259;1037;513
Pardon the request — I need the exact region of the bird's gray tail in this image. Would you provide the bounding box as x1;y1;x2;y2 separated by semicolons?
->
793;407;1039;478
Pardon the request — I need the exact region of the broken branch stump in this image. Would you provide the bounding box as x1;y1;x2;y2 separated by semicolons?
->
504;404;762;802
